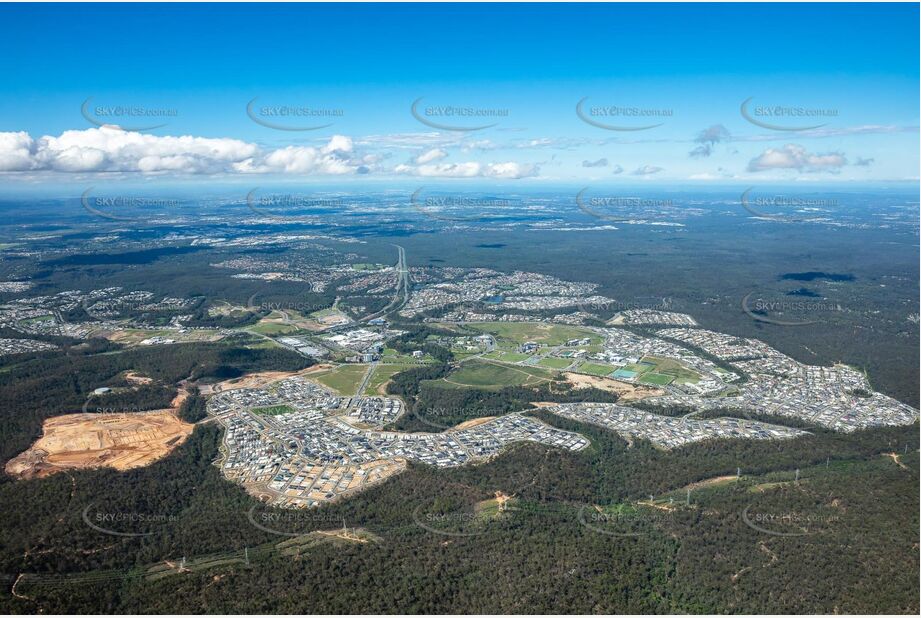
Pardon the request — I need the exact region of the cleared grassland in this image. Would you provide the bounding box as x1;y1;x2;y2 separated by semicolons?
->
483;350;531;363
576;362;617;376
537;357;574;369
249;320;298;336
312;364;370;395
363;365;405;395
379;352;431;366
464;322;601;346
641;355;701;384
439;360;554;390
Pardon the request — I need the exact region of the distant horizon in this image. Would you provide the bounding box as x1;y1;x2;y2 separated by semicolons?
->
1;178;918;201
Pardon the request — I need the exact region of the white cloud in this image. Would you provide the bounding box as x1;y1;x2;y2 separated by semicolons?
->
0;128;545;179
486;161;537;179
355;131;463;149
322;135;353;154
460;139;498;151
415;148;448;164
610;164;624;175
582;158;608;168
254;144;355;175
632;165;663;175
0;127;258;174
0;132;37;171
521;137;556;148
747;143;847;172
0;128;367;176
394;160;538;179
395;162;479;178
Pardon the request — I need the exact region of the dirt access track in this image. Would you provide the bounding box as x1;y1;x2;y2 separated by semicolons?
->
5;391;193;480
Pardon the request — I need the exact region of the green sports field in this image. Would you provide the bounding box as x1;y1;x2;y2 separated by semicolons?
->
637;372;675;386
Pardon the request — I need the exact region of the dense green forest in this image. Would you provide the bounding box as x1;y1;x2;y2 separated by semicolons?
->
177;392;209;423
0;417;916;613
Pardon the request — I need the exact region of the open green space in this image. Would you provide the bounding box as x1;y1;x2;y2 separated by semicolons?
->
463;322;601;346
312;364;370;395
576;362;618;376
483;350;531;362
641;356;701;384
606;356;701;386
439;360;554;390
363;365;405;395
622;362;655;373
379;350;432;365
537;357;574;369
249;320;298;336
309;307;343;318
637;372;675;386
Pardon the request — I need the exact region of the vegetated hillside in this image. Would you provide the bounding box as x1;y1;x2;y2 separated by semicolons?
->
0;412;916;613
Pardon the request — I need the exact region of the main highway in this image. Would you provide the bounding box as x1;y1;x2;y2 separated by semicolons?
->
362;244;410;323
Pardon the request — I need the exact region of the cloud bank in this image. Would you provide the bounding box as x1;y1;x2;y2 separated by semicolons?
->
0;127;541;180
747;144;848;173
394;160;538;179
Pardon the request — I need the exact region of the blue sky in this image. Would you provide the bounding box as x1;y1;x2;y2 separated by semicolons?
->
0;3;917;187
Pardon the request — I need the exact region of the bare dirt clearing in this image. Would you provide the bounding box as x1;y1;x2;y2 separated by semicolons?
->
561;372;663;400
124;371;154;385
454;417;498;430
5;411;193;480
200;365;334;394
5;391;193;480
